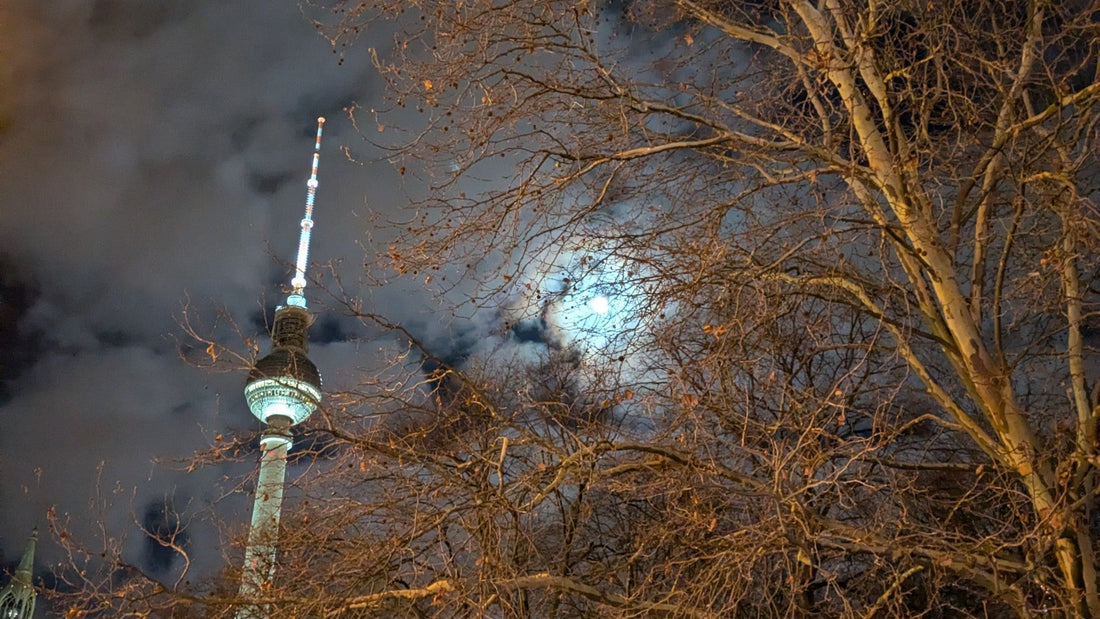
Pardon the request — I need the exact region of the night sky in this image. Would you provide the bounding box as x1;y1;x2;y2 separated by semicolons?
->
0;0;416;586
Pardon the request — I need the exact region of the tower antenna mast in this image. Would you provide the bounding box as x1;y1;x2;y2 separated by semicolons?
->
238;117;327;618
289;117;325;306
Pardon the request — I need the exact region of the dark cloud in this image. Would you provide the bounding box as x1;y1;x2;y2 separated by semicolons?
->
311;315;353;345
88;0;192;41
140;498;189;576
247;170;295;196
0;265;41;401
510;319;547;345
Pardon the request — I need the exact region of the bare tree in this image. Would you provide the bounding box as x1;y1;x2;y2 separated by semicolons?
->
57;0;1100;616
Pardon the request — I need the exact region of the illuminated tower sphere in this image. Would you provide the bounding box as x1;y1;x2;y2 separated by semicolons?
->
0;529;37;619
237;117;325;619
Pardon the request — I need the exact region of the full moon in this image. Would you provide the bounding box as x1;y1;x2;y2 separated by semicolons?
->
589;295;610;315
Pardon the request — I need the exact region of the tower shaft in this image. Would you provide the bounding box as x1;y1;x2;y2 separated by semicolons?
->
237;431;292;619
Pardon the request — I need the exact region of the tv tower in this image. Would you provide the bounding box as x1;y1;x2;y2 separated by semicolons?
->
0;529;37;618
237;118;326;618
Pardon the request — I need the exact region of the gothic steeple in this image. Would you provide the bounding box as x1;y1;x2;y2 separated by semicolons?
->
0;529;37;619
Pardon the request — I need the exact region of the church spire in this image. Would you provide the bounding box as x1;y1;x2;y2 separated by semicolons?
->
237;118;326;618
0;529;37;618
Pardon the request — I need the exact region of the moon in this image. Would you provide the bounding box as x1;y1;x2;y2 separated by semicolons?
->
589;295;610;315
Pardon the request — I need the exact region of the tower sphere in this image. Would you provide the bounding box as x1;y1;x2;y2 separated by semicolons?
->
244;302;322;426
244;349;322;426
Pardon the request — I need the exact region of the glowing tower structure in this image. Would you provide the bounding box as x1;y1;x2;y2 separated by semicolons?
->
237;118;326;618
0;529;37;618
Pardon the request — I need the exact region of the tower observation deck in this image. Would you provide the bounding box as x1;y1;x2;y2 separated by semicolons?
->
237;117;326;619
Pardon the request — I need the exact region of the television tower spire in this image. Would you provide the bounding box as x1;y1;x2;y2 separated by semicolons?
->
289;117;325;305
237;118;326;619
